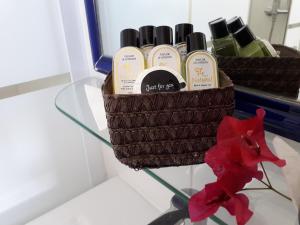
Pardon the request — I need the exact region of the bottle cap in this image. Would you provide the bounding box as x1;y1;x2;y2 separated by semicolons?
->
139;25;155;47
227;16;244;34
186;32;207;53
175;23;193;44
154;26;173;46
120;28;139;48
208;17;223;24
233;25;256;47
209;18;230;39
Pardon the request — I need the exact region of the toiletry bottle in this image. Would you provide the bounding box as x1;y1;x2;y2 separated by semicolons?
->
185;32;219;90
209;18;239;56
147;26;181;74
113;28;145;94
175;23;193;61
227;16;244;34
227;17;278;57
233;25;272;57
139;25;155;63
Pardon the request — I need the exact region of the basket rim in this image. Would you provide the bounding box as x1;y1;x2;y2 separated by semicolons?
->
102;70;233;97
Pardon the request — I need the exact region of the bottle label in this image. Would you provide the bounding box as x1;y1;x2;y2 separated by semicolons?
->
176;43;187;61
148;45;181;73
260;39;279;57
186;51;218;90
133;66;187;94
113;47;145;94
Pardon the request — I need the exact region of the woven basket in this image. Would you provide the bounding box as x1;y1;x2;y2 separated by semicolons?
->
102;71;234;169
218;44;300;98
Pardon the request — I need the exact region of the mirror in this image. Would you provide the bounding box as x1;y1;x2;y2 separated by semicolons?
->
85;0;300;141
95;0;300;99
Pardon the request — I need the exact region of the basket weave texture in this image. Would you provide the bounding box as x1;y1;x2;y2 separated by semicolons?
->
218;44;300;98
102;71;235;169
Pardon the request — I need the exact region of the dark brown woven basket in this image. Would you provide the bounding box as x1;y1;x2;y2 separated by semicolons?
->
102;71;235;169
218;44;300;98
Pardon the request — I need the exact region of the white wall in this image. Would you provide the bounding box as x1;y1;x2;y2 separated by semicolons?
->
285;0;300;49
97;0;189;56
0;0;69;87
0;1;107;224
248;0;290;44
0;86;107;225
191;0;250;40
58;0;100;81
96;0;251;56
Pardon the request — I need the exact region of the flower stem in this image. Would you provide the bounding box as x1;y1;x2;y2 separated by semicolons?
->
257;163;292;201
243;187;269;191
260;162;272;187
242;162;292;201
260;180;292;201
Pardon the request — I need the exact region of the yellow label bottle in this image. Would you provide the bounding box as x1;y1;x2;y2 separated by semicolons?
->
139;25;155;64
185;32;219;90
113;29;145;94
175;23;193;61
147;26;181;74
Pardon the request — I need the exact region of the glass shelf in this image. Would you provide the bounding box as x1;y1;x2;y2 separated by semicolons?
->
55;77;297;225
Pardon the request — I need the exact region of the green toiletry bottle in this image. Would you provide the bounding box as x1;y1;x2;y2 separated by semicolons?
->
227;16;245;34
209;18;239;56
233;25;272;57
228;17;276;57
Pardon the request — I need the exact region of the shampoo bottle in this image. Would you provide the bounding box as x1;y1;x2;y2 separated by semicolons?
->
175;23;193;61
227;16;245;34
147;26;181;74
233;25;273;57
139;25;155;63
185;32;219;90
228;17;277;57
209;18;239;56
113;29;145;94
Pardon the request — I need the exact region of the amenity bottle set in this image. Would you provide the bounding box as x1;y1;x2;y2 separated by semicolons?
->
113;17;277;94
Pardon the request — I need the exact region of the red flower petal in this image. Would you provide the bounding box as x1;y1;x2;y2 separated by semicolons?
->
216;108;286;167
223;194;253;225
217;109;265;144
189;182;253;225
205;144;263;194
189;183;221;222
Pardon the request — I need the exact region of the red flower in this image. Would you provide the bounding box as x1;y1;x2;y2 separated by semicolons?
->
189;182;253;225
216;108;285;167
205;145;263;194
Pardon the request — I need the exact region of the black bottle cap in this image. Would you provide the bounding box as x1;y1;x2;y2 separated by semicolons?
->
175;23;193;44
208;17;223;24
209;18;230;39
227;16;245;34
154;26;173;46
139;25;155;47
186;32;207;54
120;28;139;48
233;25;256;47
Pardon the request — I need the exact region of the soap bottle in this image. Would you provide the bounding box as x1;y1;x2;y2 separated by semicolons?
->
233;25;272;57
147;26;181;74
175;23;193;61
227;16;245;34
185;32;219;90
113;28;145;94
209;18;239;56
139;25;155;63
227;17;278;57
